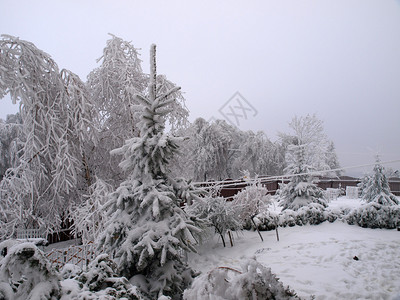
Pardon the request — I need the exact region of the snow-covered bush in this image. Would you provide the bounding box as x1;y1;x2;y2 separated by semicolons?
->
183;257;301;300
72;254;142;299
58;255;144;300
0;242;61;300
346;203;400;229
293;203;327;225
253;203;339;231
252;210;280;231
188;197;242;247
232;181;272;229
325;207;352;223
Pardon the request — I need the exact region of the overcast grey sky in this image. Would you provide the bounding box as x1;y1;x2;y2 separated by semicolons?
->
1;0;400;176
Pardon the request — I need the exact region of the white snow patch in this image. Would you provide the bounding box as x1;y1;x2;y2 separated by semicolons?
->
188;197;400;299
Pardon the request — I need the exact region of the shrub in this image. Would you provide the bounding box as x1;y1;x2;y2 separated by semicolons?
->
346;203;400;229
0;242;61;300
60;254;144;300
183;258;301;300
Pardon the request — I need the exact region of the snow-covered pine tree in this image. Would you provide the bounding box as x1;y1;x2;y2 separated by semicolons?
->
278;144;327;211
278;115;330;212
358;174;372;200
361;159;398;205
98;44;202;299
347;159;400;229
326;141;342;176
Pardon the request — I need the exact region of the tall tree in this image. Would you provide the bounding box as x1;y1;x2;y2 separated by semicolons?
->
278;114;339;175
98;45;202;299
277;115;332;210
87;35;188;187
0;35;96;238
173;118;240;181
232;131;282;177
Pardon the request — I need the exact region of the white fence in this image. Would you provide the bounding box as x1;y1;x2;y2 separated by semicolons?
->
46;241;98;270
325;188;341;201
346;186;359;199
16;229;46;239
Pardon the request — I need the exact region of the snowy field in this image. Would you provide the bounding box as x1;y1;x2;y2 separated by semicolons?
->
43;197;400;299
189;197;400;300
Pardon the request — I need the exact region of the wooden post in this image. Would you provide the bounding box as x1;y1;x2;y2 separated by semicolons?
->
251;217;263;242
228;231;234;247
275;221;280;242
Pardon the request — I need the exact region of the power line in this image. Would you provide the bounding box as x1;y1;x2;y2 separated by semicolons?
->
193;159;400;189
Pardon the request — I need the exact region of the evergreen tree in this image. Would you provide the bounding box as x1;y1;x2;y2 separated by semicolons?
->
326;141;342;176
362;159;398;206
278;144;327;211
347;159;400;229
98;45;202;299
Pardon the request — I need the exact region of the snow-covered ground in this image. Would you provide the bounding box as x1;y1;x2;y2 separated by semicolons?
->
188;197;400;299
41;196;400;299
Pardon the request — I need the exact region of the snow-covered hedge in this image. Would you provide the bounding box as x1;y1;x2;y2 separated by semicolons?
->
280;203;326;227
183;258;301;300
346;203;400;229
252;210;280;231
251;203;345;231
